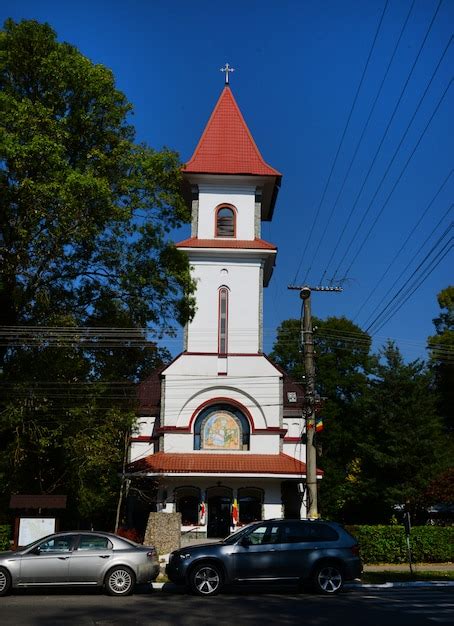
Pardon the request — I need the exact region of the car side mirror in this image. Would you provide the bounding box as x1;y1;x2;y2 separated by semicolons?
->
240;536;252;547
32;546;41;555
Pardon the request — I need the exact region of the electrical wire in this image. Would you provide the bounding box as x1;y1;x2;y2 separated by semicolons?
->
353;172;453;321
338;72;453;283
366;223;453;333
372;240;452;335
327;0;446;284
361;203;453;327
291;0;390;285
317;0;417;284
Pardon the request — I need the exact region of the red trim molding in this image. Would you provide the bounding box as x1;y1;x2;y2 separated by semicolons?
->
188;397;256;431
218;287;229;355
183;351;264;357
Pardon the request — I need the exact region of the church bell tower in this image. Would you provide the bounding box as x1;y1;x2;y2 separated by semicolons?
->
177;70;281;371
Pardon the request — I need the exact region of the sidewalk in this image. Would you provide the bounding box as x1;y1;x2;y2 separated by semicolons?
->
153;563;454;591
364;562;454;572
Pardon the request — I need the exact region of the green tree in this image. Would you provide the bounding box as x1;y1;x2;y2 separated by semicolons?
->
0;19;194;527
356;342;448;522
0;18;195;339
270;316;373;520
428;286;454;432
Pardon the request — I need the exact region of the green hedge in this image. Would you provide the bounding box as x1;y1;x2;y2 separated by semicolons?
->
346;525;454;564
0;525;11;551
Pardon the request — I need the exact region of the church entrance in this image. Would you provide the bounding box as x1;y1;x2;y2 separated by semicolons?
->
206;486;232;538
207;496;231;538
281;480;301;518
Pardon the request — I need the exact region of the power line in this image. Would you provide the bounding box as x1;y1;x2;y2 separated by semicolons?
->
291;0;390;285
359;200;453;325
362;207;453;328
372;241;452;335
326;0;446;284
338;58;453;282
317;0;417;284
366;223;453;333
353;171;453;320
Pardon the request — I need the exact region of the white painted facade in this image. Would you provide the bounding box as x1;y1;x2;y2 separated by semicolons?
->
128;86;315;538
197;183;256;240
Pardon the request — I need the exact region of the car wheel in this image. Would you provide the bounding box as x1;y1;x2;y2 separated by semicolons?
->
190;563;223;596
0;567;12;596
105;566;135;596
313;563;344;594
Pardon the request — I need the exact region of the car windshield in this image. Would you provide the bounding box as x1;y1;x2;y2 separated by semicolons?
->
222;525;255;545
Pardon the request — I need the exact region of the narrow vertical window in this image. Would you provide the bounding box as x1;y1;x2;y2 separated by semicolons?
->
216;206;235;237
218;287;229;355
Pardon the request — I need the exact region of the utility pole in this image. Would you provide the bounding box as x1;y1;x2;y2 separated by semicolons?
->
288;284;342;519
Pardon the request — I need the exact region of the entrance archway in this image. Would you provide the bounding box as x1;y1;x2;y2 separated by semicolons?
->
206;486;232;538
238;487;263;524
281;480;301;518
174;486;200;526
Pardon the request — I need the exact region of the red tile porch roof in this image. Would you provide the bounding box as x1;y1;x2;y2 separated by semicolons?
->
175;237;277;250
184;86;281;177
127;452;323;476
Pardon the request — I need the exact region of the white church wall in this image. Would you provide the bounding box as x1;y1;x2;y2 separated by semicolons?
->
163;355;282;432
249;434;280;454
283;441;307;462
135;416;156;437
197;184;256;240
262;480;283;519
129;441;155;462
186;257;261;353
164;433;193;453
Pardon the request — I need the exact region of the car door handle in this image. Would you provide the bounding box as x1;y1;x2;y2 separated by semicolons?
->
99;555;110;558
58;556;70;560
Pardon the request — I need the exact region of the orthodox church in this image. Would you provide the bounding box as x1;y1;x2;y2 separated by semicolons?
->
127;73;321;538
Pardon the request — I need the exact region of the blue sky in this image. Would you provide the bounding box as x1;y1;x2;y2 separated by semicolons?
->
3;0;453;361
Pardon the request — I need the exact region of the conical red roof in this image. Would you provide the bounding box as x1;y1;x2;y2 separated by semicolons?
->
184;86;280;177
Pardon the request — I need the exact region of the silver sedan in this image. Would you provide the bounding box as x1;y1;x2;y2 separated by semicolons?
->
0;531;160;596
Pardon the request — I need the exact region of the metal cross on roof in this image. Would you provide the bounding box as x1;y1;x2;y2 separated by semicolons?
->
220;63;235;85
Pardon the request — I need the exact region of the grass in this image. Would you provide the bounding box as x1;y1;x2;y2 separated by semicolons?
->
361;570;454;583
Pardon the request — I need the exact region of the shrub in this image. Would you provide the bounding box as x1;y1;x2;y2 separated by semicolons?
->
0;525;11;551
346;525;454;564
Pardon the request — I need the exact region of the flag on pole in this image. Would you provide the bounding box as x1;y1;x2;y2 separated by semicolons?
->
232;498;239;525
199;500;206;526
315;416;324;433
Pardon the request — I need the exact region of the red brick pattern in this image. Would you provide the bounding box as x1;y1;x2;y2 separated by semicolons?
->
128;452;323;476
175;237;277;250
184;87;281;176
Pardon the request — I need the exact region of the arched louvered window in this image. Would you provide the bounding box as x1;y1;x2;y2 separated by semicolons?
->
218;287;229;354
216;206;235;237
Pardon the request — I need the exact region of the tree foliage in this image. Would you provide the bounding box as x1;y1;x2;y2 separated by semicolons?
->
428;286;454;432
271;315;373;520
0;18;195;335
355;342;447;522
0;19;194;527
271;315;449;523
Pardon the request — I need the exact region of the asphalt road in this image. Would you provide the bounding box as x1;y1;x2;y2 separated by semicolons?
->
1;585;453;626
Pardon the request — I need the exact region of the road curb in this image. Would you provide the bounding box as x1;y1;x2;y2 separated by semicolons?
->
346;581;454;590
151;580;454;591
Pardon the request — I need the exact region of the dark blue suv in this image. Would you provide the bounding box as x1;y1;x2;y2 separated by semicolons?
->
166;519;361;596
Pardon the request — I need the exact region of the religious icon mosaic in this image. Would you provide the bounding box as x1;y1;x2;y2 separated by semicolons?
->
201;410;242;449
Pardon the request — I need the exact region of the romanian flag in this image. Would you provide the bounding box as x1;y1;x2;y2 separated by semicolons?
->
232;498;239;525
315;417;324;433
